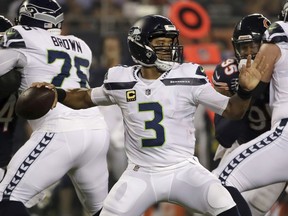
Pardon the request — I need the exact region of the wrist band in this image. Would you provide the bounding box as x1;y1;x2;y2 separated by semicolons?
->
56;88;66;103
237;85;252;100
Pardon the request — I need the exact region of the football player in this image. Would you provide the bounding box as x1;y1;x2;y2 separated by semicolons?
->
212;0;288;213
0;1;109;216
212;13;287;216
0;15;16;182
34;15;268;216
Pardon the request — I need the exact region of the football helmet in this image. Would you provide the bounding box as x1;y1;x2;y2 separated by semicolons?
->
232;13;271;61
15;0;63;34
279;0;288;21
0;15;12;38
127;15;183;72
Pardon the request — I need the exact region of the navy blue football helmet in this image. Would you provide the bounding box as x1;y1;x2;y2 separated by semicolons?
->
127;15;183;72
232;13;271;61
0;15;12;41
16;0;63;31
0;15;13;33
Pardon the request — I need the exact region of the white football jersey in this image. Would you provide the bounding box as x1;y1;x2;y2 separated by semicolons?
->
91;63;229;167
263;21;288;127
0;26;106;132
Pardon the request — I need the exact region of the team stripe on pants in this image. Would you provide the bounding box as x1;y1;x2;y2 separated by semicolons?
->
218;118;288;185
3;132;55;200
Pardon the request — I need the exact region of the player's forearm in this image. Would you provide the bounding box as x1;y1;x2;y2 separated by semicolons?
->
222;94;251;120
214;114;243;148
60;88;95;109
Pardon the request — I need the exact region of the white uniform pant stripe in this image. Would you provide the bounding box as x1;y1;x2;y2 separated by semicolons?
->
2;132;55;200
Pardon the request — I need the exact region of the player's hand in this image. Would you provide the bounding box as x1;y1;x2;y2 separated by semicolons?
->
31;82;58;109
238;54;268;91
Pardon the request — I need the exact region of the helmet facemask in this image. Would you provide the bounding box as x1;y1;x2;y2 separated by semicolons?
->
231;13;271;70
149;34;183;72
233;39;261;61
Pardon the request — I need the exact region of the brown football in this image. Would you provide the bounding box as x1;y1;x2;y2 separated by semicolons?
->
15;86;55;120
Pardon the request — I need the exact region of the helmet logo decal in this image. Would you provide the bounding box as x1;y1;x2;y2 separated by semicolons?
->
164;25;176;31
129;27;141;41
19;5;37;17
18;2;64;28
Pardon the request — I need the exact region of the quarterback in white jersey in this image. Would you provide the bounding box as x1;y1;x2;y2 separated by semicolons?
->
212;0;288;204
34;15;268;216
0;1;109;216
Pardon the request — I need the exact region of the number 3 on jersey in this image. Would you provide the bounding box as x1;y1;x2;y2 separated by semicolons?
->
48;50;89;88
139;102;165;147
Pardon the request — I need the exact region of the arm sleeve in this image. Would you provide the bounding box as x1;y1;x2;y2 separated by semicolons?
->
90;85;115;106
0;49;26;76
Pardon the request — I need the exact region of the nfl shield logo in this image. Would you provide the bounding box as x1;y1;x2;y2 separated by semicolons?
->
145;89;151;95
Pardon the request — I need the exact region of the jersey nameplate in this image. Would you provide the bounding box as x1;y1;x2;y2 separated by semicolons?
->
51;36;83;53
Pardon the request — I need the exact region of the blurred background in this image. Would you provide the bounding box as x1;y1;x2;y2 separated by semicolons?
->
1;0;287;216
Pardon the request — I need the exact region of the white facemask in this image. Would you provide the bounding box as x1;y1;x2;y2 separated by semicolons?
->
238;59;254;71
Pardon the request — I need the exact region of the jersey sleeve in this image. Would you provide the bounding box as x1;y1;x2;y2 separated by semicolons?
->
0;48;27;76
196;84;229;115
1;27;26;48
90;86;115;105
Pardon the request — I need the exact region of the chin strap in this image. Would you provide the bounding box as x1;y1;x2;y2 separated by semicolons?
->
155;59;175;72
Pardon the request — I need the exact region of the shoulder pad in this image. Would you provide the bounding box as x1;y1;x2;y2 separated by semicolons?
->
213;58;238;82
263;22;288;43
212;58;239;94
177;62;207;78
195;65;207;77
104;65;136;83
104;66;138;90
1;27;26;48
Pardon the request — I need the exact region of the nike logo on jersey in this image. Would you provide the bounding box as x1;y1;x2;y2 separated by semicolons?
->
214;70;220;80
51;36;82;53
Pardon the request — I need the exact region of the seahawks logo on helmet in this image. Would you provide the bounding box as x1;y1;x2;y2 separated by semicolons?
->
17;0;64;31
129;27;141;41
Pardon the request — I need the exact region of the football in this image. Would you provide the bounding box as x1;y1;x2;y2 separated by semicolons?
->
15;86;55;120
0;69;21;99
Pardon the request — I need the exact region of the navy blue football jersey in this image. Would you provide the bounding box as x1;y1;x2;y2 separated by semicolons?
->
213;58;271;147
